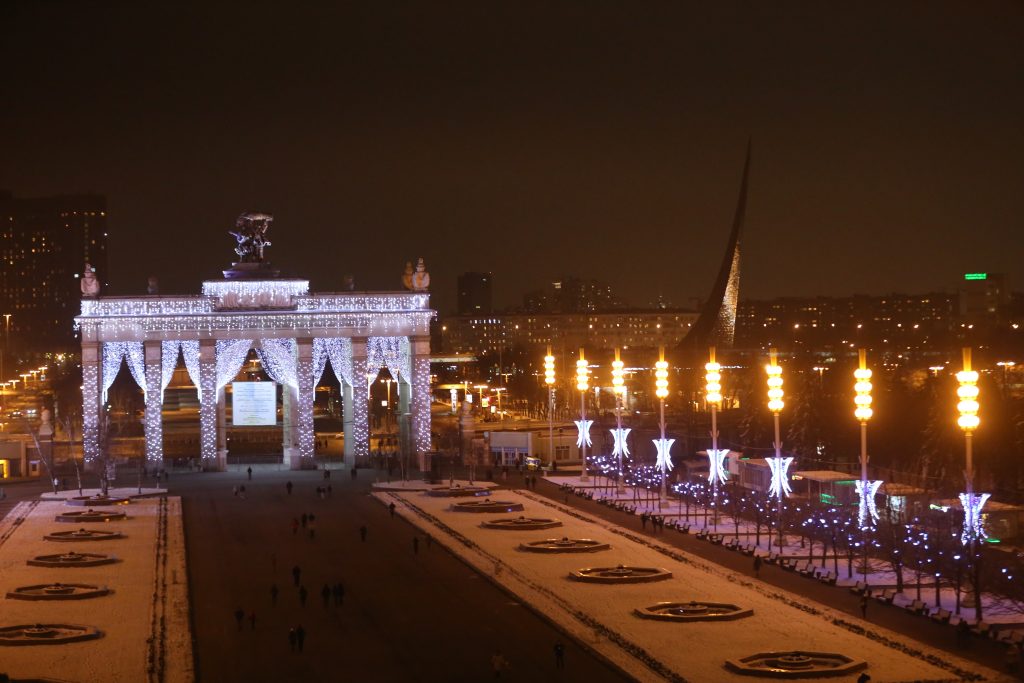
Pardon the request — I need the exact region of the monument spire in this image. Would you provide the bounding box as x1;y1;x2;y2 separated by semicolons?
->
681;139;749;350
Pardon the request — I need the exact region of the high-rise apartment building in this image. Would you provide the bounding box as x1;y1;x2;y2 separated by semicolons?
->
457;271;493;315
0;191;108;347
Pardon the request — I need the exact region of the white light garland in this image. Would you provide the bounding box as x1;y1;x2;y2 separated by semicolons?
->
610;427;631;458
411;354;432;454
82;363;100;463
256;338;298;389
767;456;794;499
203;279;310;309
856;479;883;527
199;350;218;462
351;353;369;458
295;293;430;312
296;347;315;459
653;437;675;472
707;448;730;486
575;419;593;448
180;340;201;399
216;339;253;392
101;341;146;402
161;340;181;401
959;492;990;545
367;336;405;384
144;349;163;464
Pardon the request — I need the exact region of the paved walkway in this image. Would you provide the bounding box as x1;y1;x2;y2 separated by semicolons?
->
173;468;628;682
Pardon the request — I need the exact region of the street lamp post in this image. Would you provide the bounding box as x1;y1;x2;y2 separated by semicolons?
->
705;347;724;530
766;349;790;548
544;347;556;469
575;350;591;483
654;348;672;507
956;347;986;622
854;349;880;577
611;349;627;494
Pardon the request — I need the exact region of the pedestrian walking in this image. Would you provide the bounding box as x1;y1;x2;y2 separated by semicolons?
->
859;594;868;619
323;468;330;480
389;502;396;518
1006;643;1020;674
753;555;762;578
270;583;279;605
288;627;297;652
413;537;419;555
321;584;330;608
248;611;256;630
234;607;244;631
232;485;239;497
640;513;648;530
327;484;332;497
239;485;246;500
296;624;306;653
360;524;368;542
292;565;301;587
491;650;509;678
308;518;316;540
299;585;308;607
856;674;871;683
286;481;293;495
291;518;299;535
554;641;565;669
301;513;308;528
247;466;252;480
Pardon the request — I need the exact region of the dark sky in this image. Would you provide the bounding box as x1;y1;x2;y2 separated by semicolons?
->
3;2;1022;314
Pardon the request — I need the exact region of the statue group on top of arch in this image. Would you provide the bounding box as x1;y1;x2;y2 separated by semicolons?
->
229;212;274;263
401;257;430;292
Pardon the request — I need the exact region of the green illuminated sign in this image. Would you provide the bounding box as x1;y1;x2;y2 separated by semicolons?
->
964;273;988;281
820;493;837;505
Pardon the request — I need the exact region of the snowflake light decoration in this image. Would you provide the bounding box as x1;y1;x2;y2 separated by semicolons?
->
959;492;990;545
767;456;793;499
707;448;730;486
575;419;593;448
610;427;631;458
855;479;883;527
653;438;674;472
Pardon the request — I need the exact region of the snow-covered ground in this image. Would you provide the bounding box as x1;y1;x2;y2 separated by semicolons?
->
0;496;193;683
377;486;1009;682
549;475;1024;626
370;478;499;492
39;486;166;501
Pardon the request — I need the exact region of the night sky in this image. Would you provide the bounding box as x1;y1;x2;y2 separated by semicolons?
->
3;2;1022;314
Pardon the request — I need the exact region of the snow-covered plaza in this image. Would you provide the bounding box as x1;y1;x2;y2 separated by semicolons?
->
379;483;1009;682
0;495;192;683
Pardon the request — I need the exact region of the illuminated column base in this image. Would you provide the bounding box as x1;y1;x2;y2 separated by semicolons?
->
342;381;355;461
410;336;432;471
81;341;101;466
199;340;218;467
216;387;228;471
143;340;164;465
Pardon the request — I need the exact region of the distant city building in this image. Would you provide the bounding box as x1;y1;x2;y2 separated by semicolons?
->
0;191;108;346
456;271;493;315
959;272;1009;324
523;277;618;313
734;293;958;350
442;309;698;355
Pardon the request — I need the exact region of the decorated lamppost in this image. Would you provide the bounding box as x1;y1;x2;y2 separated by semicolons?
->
765;349;791;547
575;349;592;482
854;349;882;576
705;347;726;530
544;347;556;469
653;347;673;506
610;349;629;494
956;348;987;621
